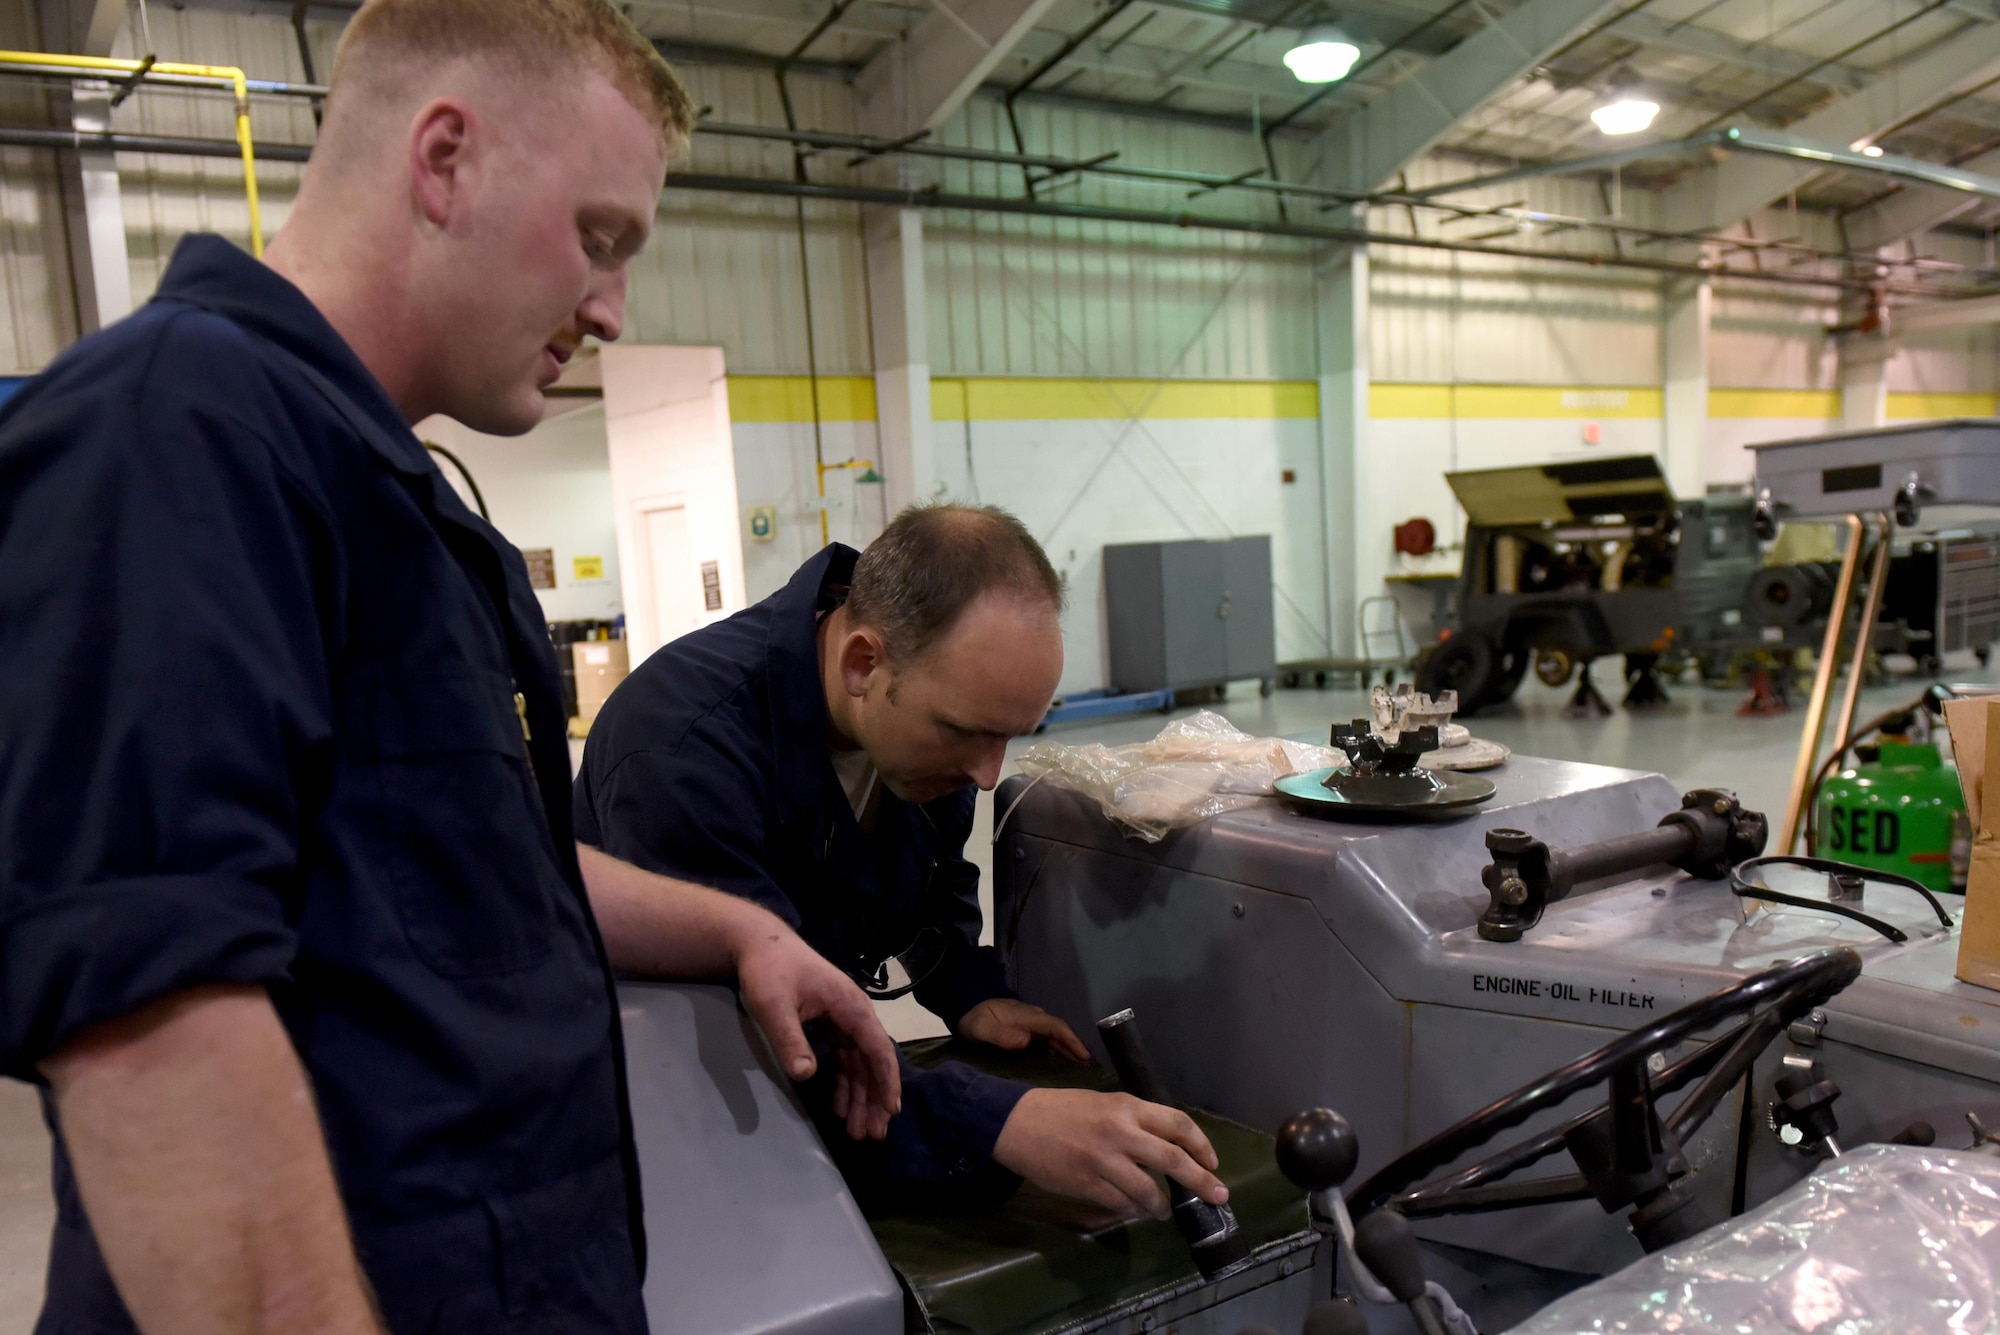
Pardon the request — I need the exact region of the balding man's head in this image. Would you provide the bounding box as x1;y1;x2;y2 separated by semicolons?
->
827;505;1066;803
847;504;1067;665
267;0;691;435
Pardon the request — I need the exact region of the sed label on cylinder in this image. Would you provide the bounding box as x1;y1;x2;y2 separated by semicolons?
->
1824;806;1900;855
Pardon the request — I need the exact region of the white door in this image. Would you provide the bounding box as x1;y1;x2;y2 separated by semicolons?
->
642;501;699;651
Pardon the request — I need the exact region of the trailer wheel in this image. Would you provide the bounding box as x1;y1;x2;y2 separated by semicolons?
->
1417;633;1498;714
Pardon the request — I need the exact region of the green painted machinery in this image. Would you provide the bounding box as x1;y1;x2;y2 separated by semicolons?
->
1816;740;1969;894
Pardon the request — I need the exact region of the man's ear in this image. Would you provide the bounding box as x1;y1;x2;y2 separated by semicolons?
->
409;98;475;229
838;626;888;700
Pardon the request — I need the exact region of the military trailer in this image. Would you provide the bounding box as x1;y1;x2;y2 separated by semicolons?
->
1416;456;1763;714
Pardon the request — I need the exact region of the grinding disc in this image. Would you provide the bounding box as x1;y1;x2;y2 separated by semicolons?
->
1421;738;1512;772
1274;765;1496;819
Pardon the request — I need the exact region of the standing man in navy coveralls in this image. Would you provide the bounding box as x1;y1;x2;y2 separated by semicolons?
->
576;507;1233;1220
0;2;899;1332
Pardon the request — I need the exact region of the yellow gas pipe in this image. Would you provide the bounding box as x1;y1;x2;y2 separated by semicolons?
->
0;50;265;256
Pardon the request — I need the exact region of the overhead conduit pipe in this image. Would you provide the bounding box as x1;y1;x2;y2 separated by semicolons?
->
0;50;266;256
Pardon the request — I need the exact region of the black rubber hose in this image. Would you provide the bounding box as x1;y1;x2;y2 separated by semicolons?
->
424;441;490;521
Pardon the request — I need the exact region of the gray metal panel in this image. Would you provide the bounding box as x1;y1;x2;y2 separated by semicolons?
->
994;756;1993;1280
619;982;901;1335
1223;536;1277;681
1160;541;1229;688
1749;418;2000;520
1104;543;1168;692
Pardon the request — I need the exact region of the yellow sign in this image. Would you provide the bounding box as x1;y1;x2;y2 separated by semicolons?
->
573;555;605;581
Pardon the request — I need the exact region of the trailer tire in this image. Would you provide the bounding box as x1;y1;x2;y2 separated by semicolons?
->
1418;633;1499;714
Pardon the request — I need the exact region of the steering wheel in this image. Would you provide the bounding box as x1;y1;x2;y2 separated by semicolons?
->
1344;948;1863;1253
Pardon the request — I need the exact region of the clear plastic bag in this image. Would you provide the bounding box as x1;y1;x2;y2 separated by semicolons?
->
1014;710;1338;842
1516;1143;2000;1333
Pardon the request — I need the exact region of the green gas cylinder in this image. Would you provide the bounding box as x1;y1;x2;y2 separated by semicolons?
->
1817;740;1969;894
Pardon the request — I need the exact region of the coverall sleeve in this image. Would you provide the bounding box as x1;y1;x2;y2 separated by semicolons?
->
577;731;1029;1198
0;327;329;1080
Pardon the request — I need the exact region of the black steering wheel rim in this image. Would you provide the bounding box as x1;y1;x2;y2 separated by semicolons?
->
1345;948;1864;1218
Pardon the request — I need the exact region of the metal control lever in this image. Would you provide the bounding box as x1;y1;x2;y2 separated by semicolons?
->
1300;1298;1368;1335
1276;1107;1360;1198
1097;1009;1255;1282
1478;788;1769;942
1770;1063;1843;1156
1351;1208;1449;1335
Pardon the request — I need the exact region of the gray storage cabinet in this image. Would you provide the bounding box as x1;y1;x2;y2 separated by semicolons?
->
1103;536;1276;692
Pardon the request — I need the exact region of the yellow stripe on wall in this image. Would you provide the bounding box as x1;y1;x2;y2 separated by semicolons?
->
1888;392;1999;419
725;376;2000;425
1369;384;1663;419
1708;389;1839;419
727;375;878;423
930;377;1319;421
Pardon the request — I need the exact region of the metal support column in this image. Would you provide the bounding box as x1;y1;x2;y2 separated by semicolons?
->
1316;240;1367;659
864;204;933;514
1661;276;1710;502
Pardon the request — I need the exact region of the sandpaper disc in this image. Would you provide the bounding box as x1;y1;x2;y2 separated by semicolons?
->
1275;765;1497;819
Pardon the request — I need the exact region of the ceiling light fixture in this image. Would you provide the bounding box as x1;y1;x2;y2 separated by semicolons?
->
1284;23;1362;84
1850;139;1885;157
1591;67;1659;136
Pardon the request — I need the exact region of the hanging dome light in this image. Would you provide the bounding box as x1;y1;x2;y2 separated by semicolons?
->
1284;23;1362;84
1591;67;1659;136
1591;97;1660;134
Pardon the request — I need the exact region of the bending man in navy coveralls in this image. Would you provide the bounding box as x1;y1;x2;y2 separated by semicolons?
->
0;4;899;1333
576;506;1233;1218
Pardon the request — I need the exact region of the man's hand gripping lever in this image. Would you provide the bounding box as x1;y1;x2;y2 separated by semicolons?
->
1096;1009;1255;1281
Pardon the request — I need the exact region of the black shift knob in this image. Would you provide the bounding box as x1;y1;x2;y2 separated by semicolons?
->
1351;1207;1428;1303
1276;1107;1359;1193
1302;1298;1369;1335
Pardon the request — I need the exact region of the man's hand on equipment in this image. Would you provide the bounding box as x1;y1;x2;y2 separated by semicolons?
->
577;844;902;1139
735;920;902;1140
992;1088;1228;1219
959;998;1091;1062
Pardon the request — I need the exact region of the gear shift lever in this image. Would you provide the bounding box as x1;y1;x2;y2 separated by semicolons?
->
1097;1009;1255;1281
1352;1208;1449;1335
1276;1108;1359;1196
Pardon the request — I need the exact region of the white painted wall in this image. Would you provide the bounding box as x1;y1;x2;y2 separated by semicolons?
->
730;417;891;603
601;346;748;666
419;406;624;623
931;413;1324;696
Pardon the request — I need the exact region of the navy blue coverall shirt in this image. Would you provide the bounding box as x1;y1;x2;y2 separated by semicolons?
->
574;545;1030;1203
0;236;645;1334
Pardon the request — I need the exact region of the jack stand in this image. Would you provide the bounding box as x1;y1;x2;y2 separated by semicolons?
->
1738;661;1790;717
1565;662;1614;719
1622;654;1672;710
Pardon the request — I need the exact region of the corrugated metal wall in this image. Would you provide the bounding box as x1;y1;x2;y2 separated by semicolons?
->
1709;285;1838;389
0;2;77;373
923;95;1318;379
108;7;321;300
637;64;873;373
1368;155;1664;386
0;3;1995;401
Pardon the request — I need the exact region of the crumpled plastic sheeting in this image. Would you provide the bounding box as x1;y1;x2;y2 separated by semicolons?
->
1515;1144;2000;1334
1014;710;1339;842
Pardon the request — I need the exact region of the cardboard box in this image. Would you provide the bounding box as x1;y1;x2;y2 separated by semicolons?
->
572;639;630;724
1947;697;2000;989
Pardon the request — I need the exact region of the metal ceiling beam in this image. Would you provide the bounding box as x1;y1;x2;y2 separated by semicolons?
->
1606;11;1867;94
1309;0;1630;193
1660;23;2000;235
1843;144;2000;248
852;0;1064;137
1894;288;2000;328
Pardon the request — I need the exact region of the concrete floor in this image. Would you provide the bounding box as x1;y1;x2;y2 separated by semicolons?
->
1;659;1983;1329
